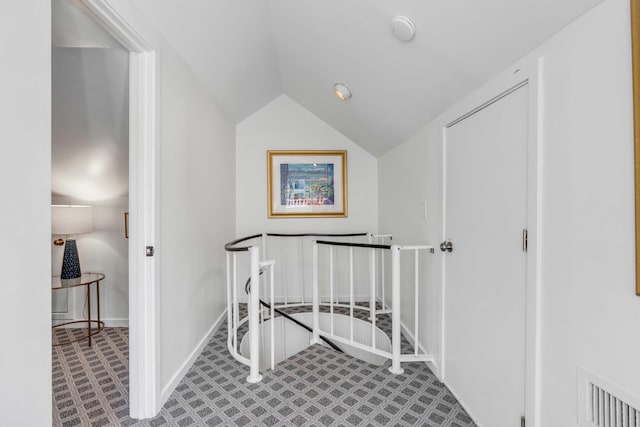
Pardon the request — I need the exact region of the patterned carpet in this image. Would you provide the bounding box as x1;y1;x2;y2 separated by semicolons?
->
52;318;476;426
52;327;131;426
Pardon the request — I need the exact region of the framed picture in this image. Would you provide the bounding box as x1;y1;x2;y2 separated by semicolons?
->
632;0;640;295
267;150;347;218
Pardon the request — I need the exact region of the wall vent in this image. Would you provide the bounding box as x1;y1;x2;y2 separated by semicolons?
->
578;366;640;427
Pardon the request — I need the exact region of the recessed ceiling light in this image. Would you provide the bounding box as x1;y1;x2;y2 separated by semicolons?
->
392;16;416;41
333;83;352;101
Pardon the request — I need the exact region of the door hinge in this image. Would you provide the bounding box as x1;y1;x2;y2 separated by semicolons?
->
521;415;526;427
522;229;528;252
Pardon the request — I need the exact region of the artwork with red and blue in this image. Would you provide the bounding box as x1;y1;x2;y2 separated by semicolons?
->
280;163;334;206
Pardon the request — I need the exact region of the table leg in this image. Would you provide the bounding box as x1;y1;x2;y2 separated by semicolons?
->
87;283;92;346
97;281;101;337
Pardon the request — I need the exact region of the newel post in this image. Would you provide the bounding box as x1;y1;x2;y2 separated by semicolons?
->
311;241;320;345
247;246;263;383
389;245;404;375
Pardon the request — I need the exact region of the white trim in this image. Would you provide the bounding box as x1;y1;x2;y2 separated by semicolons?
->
51;313;70;320
527;57;544;427
160;310;227;406
380;291;440;376
445;385;484;427
399;321;428;354
439;58;543;427
439;120;448;381
103;318;129;327
79;0;159;419
426;361;440;380
79;0;151;52
129;47;160;421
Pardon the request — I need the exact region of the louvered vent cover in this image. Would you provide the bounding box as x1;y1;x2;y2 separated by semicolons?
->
578;366;640;427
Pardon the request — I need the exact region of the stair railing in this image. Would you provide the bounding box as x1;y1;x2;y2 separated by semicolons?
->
224;234;263;383
225;232;434;383
312;240;435;374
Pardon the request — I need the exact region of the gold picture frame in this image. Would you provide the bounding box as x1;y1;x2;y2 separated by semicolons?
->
267;150;347;218
632;0;640;295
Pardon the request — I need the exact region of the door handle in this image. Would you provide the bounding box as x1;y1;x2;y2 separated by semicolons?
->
440;241;453;253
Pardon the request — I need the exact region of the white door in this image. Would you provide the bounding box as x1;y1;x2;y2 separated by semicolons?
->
443;84;528;427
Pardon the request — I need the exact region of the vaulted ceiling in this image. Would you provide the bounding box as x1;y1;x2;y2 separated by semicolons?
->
131;0;603;156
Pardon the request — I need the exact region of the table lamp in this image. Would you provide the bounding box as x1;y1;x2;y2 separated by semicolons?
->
52;205;94;279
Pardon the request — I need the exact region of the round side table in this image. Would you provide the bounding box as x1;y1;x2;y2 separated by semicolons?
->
52;272;106;346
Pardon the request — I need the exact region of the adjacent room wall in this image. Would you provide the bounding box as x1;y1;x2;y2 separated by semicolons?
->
379;0;640;424
236;95;378;236
0;1;52;425
51;46;130;326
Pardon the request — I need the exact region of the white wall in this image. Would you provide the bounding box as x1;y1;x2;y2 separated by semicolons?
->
530;0;640;424
378;122;442;369
236;95;378;236
64;0;237;411
51;47;130;325
235;95;378;301
156;37;236;392
379;0;640;424
0;1;52;426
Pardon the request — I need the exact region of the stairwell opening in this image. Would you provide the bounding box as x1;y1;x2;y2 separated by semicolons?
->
240;312;392;369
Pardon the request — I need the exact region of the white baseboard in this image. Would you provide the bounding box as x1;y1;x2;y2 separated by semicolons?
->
399;321;428;354
398;320;440;377
398;322;479;425
104;318;129;327
52;312;70;320
159;310;227;407
442;381;483;427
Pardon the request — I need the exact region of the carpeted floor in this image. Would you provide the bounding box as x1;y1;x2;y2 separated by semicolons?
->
52;314;476;426
52;327;132;426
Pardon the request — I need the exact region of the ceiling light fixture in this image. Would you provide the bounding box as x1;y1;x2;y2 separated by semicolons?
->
392;16;416;41
333;83;352;101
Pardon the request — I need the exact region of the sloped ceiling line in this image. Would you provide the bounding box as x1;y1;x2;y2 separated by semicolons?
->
129;0;602;156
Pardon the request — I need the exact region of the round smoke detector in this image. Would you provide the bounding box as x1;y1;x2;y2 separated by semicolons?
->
391;16;415;41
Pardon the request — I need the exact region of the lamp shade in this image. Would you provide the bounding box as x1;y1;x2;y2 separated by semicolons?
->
52;205;94;235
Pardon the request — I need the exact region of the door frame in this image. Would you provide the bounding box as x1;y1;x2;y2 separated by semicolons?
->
439;58;543;426
79;0;160;418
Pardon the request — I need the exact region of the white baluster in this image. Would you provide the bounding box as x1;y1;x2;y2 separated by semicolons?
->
349;247;354;343
389;245;404;374
299;238;305;304
226;252;232;349
247;246;262;383
414;249;419;356
270;263;275;371
312;241;319;345
369;247;376;350
232;254;238;353
281;238;288;305
330;246;334;335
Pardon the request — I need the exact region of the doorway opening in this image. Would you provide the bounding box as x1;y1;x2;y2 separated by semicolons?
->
50;0;158;421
